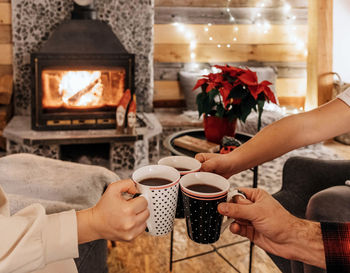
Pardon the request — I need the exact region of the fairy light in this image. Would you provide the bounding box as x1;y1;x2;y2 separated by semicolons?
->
172;0;307;65
283;3;292;14
190;41;197;50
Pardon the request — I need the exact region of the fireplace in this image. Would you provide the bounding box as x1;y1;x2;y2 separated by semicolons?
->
31;12;135;130
5;0;159;173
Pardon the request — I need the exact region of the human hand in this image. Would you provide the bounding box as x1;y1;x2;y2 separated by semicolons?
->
195;153;235;178
218;188;325;268
77;179;149;243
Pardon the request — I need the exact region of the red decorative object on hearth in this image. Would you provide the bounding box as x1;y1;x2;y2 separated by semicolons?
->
203;116;237;144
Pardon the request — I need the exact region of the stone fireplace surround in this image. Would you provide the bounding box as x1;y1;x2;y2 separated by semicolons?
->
4;0;159;175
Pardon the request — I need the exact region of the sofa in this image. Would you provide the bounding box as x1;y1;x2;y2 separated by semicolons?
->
0;153;119;273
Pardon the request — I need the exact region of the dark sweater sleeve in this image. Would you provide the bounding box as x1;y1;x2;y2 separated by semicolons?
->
321;222;350;273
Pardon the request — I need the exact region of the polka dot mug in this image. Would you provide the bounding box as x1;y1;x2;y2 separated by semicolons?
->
180;172;246;244
132;165;180;236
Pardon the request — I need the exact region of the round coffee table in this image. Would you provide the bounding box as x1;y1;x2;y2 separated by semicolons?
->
164;128;257;273
164;128;254;157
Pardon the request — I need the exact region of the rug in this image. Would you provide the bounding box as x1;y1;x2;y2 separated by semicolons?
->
228;142;343;194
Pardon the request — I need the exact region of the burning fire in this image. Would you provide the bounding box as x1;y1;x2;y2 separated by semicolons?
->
41;68;125;109
59;71;103;107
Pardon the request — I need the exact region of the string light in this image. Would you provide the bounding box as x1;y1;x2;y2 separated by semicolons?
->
170;0;307;63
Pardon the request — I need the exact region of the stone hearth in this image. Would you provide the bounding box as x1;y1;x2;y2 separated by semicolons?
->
4;114;162;178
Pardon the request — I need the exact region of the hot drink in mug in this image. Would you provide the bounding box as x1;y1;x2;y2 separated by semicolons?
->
180;172;246;244
132;165;180;236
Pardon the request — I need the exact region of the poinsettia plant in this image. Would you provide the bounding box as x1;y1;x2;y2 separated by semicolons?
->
193;65;277;130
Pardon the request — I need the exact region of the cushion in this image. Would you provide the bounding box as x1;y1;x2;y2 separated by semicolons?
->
179;71;202;111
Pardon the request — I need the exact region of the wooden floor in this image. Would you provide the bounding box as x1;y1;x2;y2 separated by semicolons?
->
107;219;281;273
107;139;350;273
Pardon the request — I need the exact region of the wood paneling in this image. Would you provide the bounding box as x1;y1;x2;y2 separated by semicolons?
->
154;78;307;102
154;44;306;63
0;44;12;65
0;3;11;24
155;7;308;24
0;65;12;77
278;96;305;109
306;0;333;109
154;62;306;81
0;74;13;104
155;24;307;45
0;25;11;44
276;78;307;97
155;0;307;8
154;80;184;101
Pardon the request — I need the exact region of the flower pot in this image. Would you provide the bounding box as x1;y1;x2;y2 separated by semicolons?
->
203;116;237;144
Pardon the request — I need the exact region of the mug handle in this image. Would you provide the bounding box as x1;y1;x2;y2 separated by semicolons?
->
220;189;247;234
133;193;152;233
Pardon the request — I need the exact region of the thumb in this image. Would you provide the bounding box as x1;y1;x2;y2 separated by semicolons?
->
109;179;138;196
195;153;219;163
218;202;255;222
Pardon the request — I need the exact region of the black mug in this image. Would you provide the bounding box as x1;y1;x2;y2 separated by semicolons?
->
180;172;246;244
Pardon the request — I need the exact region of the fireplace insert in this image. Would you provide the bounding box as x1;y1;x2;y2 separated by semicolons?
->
31;7;135;130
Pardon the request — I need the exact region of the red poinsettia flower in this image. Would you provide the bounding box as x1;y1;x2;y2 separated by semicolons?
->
214;65;244;78
193;64;278;128
237;69;258;86
257;80;277;103
192;78;208;91
219;81;233;106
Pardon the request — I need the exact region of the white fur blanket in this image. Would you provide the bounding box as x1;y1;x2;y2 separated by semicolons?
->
0;153;119;214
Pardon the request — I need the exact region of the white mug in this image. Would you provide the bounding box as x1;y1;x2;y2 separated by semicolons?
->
132;165;180;236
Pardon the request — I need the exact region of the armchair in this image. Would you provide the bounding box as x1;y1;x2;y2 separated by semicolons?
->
269;156;350;273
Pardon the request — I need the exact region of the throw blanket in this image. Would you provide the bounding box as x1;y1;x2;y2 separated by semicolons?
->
0;153;119;215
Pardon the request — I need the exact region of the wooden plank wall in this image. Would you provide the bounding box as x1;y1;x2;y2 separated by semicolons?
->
154;0;308;109
0;0;13;149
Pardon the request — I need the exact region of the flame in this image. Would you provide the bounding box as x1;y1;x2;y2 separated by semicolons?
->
41;68;126;110
59;71;102;107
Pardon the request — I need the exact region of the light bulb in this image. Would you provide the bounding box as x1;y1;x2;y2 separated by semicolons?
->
204;27;209;32
217;44;221;48
209;37;213;41
190;52;196;59
227;44;231;48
